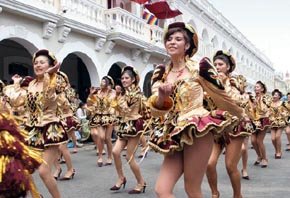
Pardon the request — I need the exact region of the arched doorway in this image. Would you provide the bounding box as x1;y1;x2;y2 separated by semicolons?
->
107;62;125;87
61;53;91;102
0;39;33;84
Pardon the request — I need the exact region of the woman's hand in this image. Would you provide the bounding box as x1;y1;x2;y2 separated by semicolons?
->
158;82;173;99
218;72;227;84
89;87;96;95
116;88;122;96
46;62;61;74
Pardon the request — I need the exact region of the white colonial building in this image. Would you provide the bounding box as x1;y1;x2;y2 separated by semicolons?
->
0;0;275;100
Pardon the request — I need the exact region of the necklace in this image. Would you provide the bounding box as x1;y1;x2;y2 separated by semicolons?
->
171;66;186;78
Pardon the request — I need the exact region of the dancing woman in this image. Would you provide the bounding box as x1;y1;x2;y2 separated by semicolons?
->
206;51;253;198
284;93;290;151
268;89;288;158
52;71;79;180
110;66;146;194
3;75;33;125
251;81;271;168
87;76;115;166
25;49;68;198
148;22;244;198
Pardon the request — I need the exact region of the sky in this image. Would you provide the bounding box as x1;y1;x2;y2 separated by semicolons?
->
208;0;290;72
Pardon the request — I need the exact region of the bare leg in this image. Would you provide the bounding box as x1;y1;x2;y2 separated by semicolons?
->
241;137;249;178
206;142;223;197
184;133;214;198
52;150;62;179
139;136;149;157
275;128;283;156
155;152;183;198
105;124;113;164
112;139;127;186
126;135;145;186
38;146;61;198
257;130;267;165
91;127;99;154
271;129;277;154
285;126;290;150
59;142;74;177
96;126;106;165
251;133;261;163
225;137;244;198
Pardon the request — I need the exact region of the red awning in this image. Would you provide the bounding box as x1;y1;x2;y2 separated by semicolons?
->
131;0;149;4
144;1;182;19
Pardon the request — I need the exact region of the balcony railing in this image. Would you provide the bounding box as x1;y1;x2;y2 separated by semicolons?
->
151;25;164;48
60;0;106;28
16;0;57;13
105;7;151;42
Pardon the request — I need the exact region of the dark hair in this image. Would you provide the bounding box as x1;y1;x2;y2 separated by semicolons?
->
121;69;136;85
213;50;236;73
102;76;115;88
213;55;231;66
287;92;290;96
256;81;267;94
164;27;194;57
78;101;86;108
272;89;282;99
32;54;54;66
101;77;110;87
47;58;54;66
33;49;56;66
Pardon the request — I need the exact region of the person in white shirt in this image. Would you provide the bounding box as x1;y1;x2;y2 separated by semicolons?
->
76;102;87;120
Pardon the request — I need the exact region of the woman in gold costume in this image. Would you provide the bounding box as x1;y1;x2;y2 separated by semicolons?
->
53;71;79;180
269;89;288;158
148;22;244;198
87;76;115;166
25;49;68;198
251;81;271;168
206;51;253;198
110;66;146;194
285;92;290;151
2;75;33;125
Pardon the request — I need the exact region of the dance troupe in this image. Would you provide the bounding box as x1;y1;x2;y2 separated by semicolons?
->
1;22;290;198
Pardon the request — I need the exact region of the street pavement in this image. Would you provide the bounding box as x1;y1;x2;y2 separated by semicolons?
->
33;133;290;198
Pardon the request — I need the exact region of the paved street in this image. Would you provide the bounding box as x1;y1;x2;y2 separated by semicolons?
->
33;133;290;198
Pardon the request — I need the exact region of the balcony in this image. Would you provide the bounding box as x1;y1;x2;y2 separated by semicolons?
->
0;0;166;56
59;0;107;37
0;0;59;22
105;7;165;54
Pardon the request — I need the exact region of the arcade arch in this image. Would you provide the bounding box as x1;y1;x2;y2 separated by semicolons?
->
0;38;36;82
61;53;92;102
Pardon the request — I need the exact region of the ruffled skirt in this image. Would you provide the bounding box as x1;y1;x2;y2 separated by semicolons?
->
149;110;239;154
63;116;80;132
269;118;287;129
252;117;271;132
231;120;254;137
25;122;68;151
214;120;253;148
116;118;144;139
89;113;115;128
